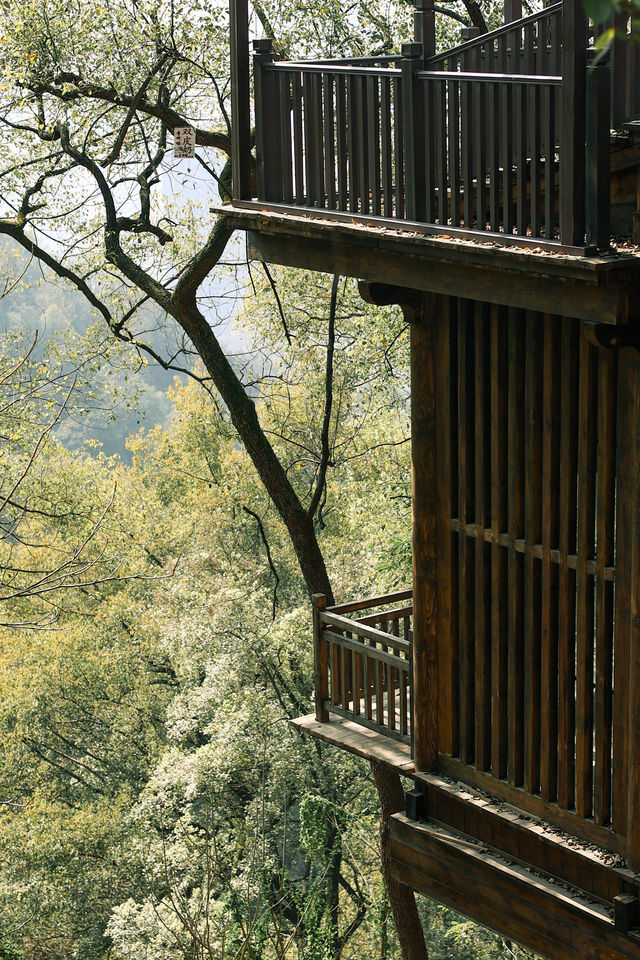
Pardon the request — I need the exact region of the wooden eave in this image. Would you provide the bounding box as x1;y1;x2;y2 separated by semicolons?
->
220;202;640;326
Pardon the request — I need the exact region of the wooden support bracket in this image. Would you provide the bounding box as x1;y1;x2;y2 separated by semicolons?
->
358;281;421;319
614;894;639;934
583;320;640;351
406;787;427;821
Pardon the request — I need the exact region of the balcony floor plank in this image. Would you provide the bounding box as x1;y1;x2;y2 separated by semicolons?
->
291;713;415;773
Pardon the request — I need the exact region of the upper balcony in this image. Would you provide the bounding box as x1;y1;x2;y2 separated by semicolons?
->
230;0;640;257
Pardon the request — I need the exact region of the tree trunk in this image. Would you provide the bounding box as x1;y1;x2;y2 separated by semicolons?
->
371;761;429;960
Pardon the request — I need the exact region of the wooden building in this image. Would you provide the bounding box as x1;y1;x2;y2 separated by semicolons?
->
226;2;640;957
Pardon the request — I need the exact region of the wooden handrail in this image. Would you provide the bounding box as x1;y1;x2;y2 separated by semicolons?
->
426;1;562;66
320;610;413;650
415;69;561;83
267;61;402;77
328;588;412;615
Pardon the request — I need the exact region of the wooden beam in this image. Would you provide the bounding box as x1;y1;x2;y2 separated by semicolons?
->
390;814;640;960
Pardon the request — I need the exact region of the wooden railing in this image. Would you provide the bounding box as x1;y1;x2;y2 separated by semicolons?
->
427;2;563;76
249;0;614;252
312;590;413;744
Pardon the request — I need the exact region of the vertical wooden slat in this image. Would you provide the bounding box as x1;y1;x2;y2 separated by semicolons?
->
436;296;458;758
515;83;527;236
502;83;514;235
594;349;617;825
544;84;556;240
575;331;597;820
530;84;542;240
488;82;500;232
473;45;486;230
335;75;347;209
381;76;393;218
347;74;359;213
490;304;508;779
279;72;293;203
366;76;381;216
458;301;475;765
292;72;305;203
523;311;543;796
448;67;461;227
508;308;526;787
557;318;579;812
540;315;560;802
322;74;336;209
475;302;491;771
627;351;640;871
357;76;369;214
412;292;441;771
461;74;473;227
393;76;405;219
436;80;448;226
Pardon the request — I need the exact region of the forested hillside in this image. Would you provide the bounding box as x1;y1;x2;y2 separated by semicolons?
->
0;263;534;959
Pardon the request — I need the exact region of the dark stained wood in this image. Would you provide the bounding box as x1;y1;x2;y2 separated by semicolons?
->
402;44;426;223
490;304;508;779
488;82;500;232
501;82;513;234
623;348;640;870
313;593;329;721
458;300;475;765
613;350;633;839
240;210;639;325
279;72;293;203
544;84;556;240
448;67;461;227
389;814;640;960
593;347;616;826
366;76;381;216
575;330;597;820
474;302;491;771
435;296;458;757
540;314;560;802
335;75;348;208
523;311;542;795
557;318;579;812
292;72;305;203
230;0;252;200
559;0;587;245
411;293;440;771
380;76;393;218
322;74;336;209
507;309;525;787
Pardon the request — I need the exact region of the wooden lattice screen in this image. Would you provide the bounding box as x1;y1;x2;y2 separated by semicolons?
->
432;300;638;860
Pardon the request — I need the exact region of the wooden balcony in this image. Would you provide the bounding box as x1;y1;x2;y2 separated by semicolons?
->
231;0;640;255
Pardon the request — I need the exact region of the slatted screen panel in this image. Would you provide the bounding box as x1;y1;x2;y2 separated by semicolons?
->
436;300;626;853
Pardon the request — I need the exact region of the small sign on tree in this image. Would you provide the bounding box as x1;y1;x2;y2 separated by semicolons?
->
173;126;196;158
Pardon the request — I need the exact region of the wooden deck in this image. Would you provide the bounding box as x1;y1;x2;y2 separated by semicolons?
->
291;713;414;773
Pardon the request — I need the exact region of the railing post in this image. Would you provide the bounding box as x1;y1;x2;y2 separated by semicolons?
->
253;38;283;202
401;43;426;224
230;0;252;200
560;0;587;246
504;0;522;23
313;594;329;722
413;0;435;59
586;56;611;250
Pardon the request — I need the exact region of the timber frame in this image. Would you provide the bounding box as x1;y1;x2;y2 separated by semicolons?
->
226;0;640;956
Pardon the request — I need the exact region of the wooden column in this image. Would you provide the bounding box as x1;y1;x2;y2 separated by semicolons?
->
413;0;435;58
559;0;587;246
230;0;252;200
253;39;284;203
412;293;440;772
504;0;522;23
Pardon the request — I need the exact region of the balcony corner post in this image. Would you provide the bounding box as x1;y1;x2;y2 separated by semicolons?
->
230;0;252;200
559;0;587;246
401;42;426;223
413;0;435;59
312;593;329;723
586;55;611;251
253;38;284;203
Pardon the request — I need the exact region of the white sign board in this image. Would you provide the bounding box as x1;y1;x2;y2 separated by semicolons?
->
173;126;196;158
